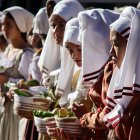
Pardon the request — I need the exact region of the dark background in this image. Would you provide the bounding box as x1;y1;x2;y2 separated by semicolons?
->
0;0;139;15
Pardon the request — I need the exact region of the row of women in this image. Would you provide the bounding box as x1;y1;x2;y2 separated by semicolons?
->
0;0;140;140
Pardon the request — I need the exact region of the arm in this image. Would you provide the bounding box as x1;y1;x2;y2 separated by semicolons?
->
80;108;107;130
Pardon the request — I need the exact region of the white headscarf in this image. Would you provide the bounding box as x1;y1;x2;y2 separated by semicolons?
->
78;9;119;85
63;18;80;46
103;7;140;128
33;7;49;35
38;0;84;75
0;11;3;23
53;0;84;21
57;18;80;106
53;0;84;96
4;6;34;33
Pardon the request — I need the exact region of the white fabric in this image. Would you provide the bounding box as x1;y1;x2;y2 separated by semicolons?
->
110;8;134;39
78;9;119;85
42;68;60;87
103;6;140;128
0;55;14;68
18;48;34;80
57;18;81;106
29;55;42;81
33;7;49;35
53;0;60;3
54;0;84;96
63;18;80;46
38;0;83;79
0;11;3;22
0;102;20;140
38;29;60;75
4;6;34;33
53;0;84;21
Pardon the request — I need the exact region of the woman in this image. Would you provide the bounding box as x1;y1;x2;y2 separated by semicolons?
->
33;7;49;45
28;6;50;82
57;17;82;107
47;17;83;140
24;7;50;140
72;9;119;140
38;0;84;88
0;6;34;140
28;33;43;81
102;6;140;140
50;0;84;96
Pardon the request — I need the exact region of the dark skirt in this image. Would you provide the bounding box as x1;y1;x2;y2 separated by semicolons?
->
114;94;140;140
23;119;38;140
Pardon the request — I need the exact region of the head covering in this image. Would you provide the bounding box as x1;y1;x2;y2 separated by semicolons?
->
78;9;119;85
38;0;84;75
4;6;34;33
137;2;140;10
63;18;80;46
57;18;80;106
51;0;84;97
52;0;84;21
103;6;140;128
33;7;49;35
0;11;3;22
110;7;133;39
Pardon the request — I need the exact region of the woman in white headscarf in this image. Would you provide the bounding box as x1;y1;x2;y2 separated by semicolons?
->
0;6;34;140
71;9;119;140
47;17;83;140
33;7;49;44
102;6;140;140
28;7;50;82
38;0;84;88
57;17;82;107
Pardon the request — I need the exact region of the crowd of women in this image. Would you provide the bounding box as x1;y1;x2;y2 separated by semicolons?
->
0;0;140;140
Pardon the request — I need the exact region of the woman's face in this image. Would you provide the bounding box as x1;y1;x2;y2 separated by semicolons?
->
110;28;127;68
1;14;20;40
28;33;42;48
66;42;82;67
49;14;66;45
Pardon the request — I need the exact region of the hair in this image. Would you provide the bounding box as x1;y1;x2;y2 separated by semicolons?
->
0;33;8;46
4;11;28;43
46;0;56;17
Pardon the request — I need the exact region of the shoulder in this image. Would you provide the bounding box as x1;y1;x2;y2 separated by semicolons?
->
23;47;34;54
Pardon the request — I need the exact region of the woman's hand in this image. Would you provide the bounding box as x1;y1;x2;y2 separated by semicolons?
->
6;88;16;100
80;112;107;130
0;74;9;84
47;127;61;139
72;102;89;118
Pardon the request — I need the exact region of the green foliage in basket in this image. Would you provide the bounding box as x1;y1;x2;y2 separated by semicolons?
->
33;110;54;118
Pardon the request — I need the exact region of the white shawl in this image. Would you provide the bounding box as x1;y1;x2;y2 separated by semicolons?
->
78;9;119;85
54;0;84;96
4;6;34;33
33;7;49;35
103;6;140;128
57;18;81;106
38;0;83;76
